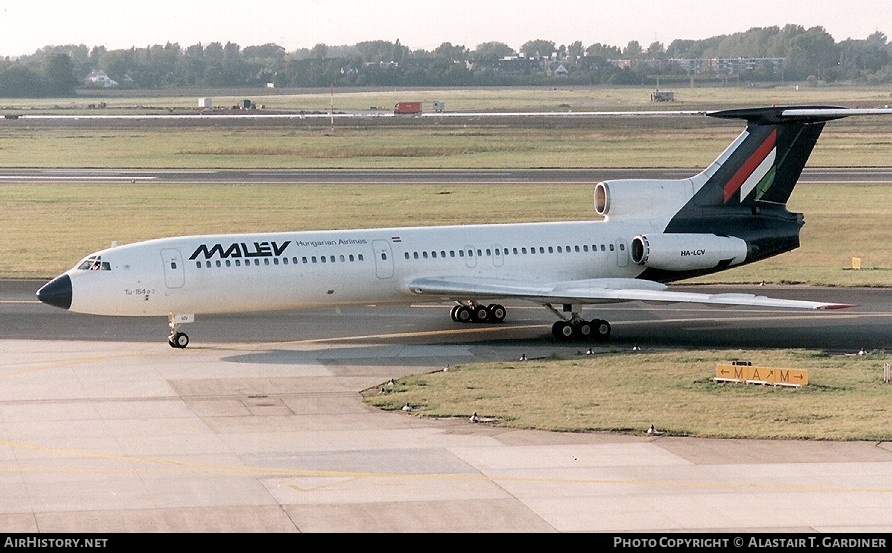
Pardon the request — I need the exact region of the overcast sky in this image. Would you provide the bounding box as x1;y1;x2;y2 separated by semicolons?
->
1;0;890;57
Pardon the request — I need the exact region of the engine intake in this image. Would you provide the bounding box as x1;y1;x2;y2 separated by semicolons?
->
594;179;694;219
631;233;748;271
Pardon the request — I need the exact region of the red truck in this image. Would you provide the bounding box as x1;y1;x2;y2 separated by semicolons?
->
393;101;422;115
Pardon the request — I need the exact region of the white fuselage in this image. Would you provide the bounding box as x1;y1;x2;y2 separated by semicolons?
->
64;219;656;317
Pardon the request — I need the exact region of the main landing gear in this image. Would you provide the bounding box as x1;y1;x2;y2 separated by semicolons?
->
450;302;507;324
545;304;611;342
550;318;611;342
449;301;611;342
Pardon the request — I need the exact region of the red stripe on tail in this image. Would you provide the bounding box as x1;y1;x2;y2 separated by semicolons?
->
723;129;777;203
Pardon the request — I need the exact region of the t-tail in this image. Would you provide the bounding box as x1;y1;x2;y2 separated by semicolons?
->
700;106;865;204
599;105;861;283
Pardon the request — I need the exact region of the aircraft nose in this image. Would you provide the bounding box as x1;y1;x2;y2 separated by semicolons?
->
37;274;72;310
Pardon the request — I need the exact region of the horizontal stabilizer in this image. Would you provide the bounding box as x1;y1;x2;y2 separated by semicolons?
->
708;106;892;124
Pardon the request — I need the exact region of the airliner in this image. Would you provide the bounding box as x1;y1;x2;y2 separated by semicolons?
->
37;105;891;348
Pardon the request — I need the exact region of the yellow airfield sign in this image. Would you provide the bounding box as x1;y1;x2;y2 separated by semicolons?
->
715;363;808;387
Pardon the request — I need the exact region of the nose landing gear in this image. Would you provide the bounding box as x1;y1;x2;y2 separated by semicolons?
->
167;313;194;349
168;331;189;349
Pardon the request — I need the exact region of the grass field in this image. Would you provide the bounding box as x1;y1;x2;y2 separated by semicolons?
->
3;87;892;169
7;85;892;441
363;349;892;441
6;83;892;114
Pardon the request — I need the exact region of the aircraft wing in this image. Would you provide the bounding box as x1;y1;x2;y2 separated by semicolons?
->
403;276;854;310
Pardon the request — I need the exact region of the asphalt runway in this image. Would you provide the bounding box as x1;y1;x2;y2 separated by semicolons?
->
7;279;892;351
2;279;892;533
1;166;891;185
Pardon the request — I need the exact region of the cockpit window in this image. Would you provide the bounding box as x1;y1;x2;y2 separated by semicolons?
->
76;255;111;271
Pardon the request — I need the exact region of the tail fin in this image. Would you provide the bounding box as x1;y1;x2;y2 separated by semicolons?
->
703;106;850;206
661;106;851;274
631;105;891;282
687;105;846;209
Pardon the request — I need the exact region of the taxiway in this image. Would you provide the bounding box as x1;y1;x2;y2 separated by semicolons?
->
2;280;891;532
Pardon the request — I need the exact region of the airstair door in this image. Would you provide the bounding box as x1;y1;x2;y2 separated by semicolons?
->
372;240;394;279
615;239;629;268
161;249;185;288
492;244;504;267
464;245;477;268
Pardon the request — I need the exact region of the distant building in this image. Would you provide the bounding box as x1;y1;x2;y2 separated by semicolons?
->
607;57;785;77
546;63;568;77
651;90;675;102
85;70;118;88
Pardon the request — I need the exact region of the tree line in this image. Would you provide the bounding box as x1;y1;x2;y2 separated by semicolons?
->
1;24;890;97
